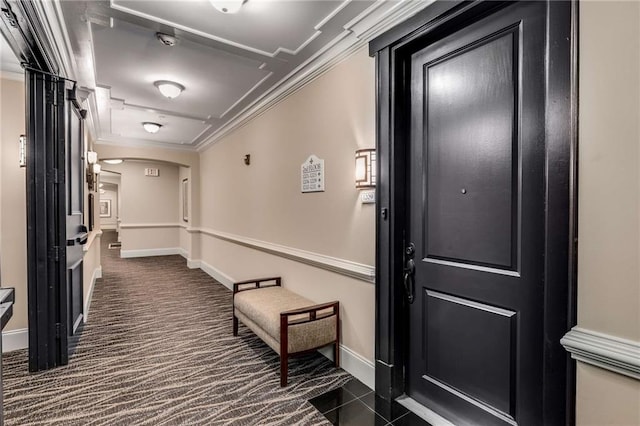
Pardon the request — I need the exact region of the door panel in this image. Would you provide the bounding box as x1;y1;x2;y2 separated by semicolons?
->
66;94;85;335
407;3;546;425
425;29;518;270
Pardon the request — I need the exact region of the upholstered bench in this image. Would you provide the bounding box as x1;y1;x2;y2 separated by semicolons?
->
232;277;340;386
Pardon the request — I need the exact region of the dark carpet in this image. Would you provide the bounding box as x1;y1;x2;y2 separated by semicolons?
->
2;230;348;425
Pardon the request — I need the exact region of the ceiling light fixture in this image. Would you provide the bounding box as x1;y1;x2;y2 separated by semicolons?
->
154;80;185;99
143;122;162;134
209;0;245;14
103;159;123;165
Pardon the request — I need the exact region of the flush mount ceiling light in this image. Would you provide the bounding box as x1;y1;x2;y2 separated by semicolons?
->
143;122;162;134
103;159;123;165
154;80;185;99
209;0;245;14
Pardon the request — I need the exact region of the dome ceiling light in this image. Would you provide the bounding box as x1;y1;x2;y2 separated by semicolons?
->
154;81;185;99
143;122;162;134
209;0;245;14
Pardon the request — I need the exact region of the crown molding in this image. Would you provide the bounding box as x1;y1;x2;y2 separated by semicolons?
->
195;0;435;152
561;327;640;380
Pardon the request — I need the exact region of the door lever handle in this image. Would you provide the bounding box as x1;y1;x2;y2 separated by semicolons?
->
404;256;415;304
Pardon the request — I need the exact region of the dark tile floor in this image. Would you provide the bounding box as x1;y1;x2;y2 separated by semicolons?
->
309;379;433;426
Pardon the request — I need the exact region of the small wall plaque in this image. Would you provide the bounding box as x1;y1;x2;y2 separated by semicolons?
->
301;155;325;193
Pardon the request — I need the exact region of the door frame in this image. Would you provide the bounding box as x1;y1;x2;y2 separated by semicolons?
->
370;1;578;424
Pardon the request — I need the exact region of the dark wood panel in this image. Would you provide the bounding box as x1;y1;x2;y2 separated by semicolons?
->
424;30;518;269
424;290;516;416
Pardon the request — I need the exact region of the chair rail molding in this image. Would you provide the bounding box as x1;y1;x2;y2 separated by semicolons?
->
119;223;183;229
561;327;640;380
191;227;375;283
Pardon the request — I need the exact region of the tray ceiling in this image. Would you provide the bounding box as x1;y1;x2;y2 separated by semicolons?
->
57;0;427;150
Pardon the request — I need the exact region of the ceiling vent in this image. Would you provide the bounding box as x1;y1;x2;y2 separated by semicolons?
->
156;32;177;47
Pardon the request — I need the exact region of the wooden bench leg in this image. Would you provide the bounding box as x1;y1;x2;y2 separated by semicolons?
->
280;314;288;386
233;315;238;336
280;352;288;387
333;342;340;368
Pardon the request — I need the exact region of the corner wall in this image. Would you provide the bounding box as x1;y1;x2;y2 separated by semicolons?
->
574;2;640;424
196;47;376;385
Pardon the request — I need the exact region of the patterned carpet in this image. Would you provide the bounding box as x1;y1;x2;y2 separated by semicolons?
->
2;230;349;425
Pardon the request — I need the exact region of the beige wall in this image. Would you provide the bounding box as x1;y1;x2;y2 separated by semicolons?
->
0;77;27;332
96;144;200;227
99;189;118;229
104;160;182;252
576;1;640;423
198;47;376;361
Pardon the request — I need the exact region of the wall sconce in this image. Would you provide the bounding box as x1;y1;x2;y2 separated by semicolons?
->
86;152;100;191
244;154;251;166
355;148;376;189
19;135;26;167
86;151;98;165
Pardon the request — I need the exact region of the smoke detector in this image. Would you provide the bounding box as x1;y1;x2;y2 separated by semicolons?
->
156;32;177;47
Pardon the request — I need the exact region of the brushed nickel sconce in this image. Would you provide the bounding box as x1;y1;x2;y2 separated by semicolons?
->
355;148;376;189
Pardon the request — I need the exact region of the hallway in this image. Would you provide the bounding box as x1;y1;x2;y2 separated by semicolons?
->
1;231;348;425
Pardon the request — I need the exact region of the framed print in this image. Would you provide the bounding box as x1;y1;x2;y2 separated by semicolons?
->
99;199;111;218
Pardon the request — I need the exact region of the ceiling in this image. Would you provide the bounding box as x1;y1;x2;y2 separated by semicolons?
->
55;0;428;151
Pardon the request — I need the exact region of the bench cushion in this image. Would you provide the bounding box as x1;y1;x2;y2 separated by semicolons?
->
234;286;337;353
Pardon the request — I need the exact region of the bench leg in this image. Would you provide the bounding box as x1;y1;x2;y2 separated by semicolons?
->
280;353;288;387
333;342;340;368
233;315;238;336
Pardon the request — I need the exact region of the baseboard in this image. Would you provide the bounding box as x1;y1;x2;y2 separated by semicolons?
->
83;266;102;324
186;259;201;269
120;248;183;258
2;328;28;353
198;260;235;290
318;345;375;390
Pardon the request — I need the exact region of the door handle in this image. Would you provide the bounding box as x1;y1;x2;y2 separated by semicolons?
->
404;243;416;304
404;259;415;304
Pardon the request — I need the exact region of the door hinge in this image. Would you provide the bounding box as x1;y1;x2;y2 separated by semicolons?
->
55;323;61;339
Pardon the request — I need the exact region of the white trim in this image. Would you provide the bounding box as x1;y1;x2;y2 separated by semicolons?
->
195;0;435;151
396;396;456;426
318;344;376;390
2;328;28;353
120;248;184;258
186;259;201;270
119;223;182;229
198;260;235;290
561;327;640;380
194;228;375;283
83;266;102;323
83;229;103;252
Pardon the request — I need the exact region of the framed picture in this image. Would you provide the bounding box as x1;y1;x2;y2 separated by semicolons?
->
99;199;111;218
182;178;189;222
